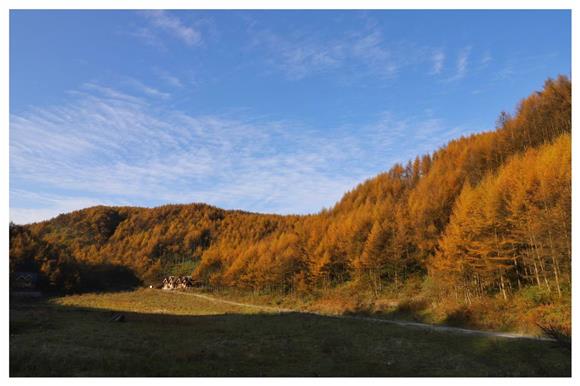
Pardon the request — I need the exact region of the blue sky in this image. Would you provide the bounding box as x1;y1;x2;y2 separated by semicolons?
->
9;10;570;224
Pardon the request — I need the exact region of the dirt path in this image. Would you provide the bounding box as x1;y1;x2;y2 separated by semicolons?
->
169;290;551;341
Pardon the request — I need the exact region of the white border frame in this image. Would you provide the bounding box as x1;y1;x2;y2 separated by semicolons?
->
1;1;576;384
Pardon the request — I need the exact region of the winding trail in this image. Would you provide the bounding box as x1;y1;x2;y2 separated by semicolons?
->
169;290;551;341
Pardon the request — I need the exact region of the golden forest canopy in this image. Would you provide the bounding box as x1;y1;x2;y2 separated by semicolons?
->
10;75;571;300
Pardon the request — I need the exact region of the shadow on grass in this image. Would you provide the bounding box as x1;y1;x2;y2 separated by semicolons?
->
343;299;491;331
343;297;432;323
9;296;571;377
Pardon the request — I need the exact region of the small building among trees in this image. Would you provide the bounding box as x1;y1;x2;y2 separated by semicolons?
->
10;272;41;297
11;272;38;289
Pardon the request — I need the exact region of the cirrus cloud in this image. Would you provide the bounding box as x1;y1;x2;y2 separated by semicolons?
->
10;81;470;224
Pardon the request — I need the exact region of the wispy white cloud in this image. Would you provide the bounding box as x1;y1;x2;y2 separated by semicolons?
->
495;63;515;81
481;50;492;66
248;29;345;80
457;48;470;76
159;72;183;88
444;46;471;82
431;49;445;75
248;26;411;81
81;83;145;105
248;20;495;86
492;52;559;83
350;30;398;79
124;77;171;99
126;26;166;49
128;10;205;49
10;82;464;224
140;11;202;46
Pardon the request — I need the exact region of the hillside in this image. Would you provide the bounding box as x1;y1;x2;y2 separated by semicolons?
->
10;75;571;332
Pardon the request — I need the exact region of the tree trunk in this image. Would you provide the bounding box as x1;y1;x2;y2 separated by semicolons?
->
531;255;542;288
499;272;507;300
513;257;522;290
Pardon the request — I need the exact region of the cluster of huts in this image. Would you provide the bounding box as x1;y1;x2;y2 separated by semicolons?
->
161;276;196;290
10;272;42;297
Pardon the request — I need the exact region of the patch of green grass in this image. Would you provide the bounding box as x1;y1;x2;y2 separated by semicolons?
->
10;290;570;376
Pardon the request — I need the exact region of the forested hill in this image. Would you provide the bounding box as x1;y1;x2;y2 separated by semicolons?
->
10;76;571;304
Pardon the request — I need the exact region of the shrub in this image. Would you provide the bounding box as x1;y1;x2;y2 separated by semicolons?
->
537;323;571;350
444;305;473;327
520;286;553;306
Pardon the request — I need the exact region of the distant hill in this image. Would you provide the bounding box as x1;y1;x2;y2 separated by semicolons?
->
10;76;571;307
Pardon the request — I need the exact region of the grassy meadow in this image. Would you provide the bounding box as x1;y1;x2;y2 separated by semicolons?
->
10;289;571;377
